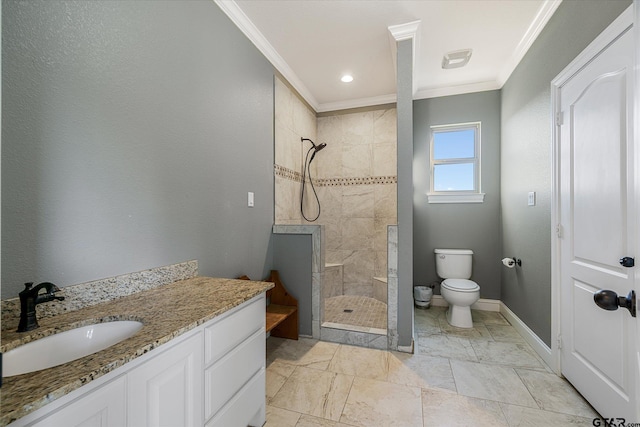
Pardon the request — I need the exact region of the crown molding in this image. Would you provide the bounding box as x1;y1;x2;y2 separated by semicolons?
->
214;0;319;111
388;20;421;96
316;93;397;113
497;0;562;86
388;20;421;42
413;80;501;100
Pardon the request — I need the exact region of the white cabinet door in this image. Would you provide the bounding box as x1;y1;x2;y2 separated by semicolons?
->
128;332;203;427
30;375;126;427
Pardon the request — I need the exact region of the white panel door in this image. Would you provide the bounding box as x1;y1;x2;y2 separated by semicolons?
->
128;333;203;427
559;21;639;420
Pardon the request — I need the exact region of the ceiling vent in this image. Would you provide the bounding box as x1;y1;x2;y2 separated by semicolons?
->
442;49;473;69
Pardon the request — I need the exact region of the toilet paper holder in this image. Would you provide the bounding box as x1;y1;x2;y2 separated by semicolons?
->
502;257;522;267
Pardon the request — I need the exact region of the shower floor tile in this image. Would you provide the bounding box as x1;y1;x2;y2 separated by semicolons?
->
323;295;387;331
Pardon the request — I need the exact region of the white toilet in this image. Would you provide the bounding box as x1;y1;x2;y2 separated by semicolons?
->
435;249;480;328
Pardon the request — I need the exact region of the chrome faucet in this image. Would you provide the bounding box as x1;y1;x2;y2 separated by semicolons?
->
17;282;65;332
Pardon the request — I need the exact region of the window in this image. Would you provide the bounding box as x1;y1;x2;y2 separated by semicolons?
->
428;122;484;203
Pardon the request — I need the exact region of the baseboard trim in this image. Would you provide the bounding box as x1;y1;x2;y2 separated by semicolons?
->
430;295;501;312
428;296;553;368
500;302;553;369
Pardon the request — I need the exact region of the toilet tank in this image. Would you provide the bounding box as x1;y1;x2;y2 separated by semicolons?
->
435;249;473;279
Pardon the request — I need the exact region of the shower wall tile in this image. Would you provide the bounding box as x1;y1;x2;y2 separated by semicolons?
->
301;180;321;222
277;177;301;223
314;226;325;274
342;250;375;285
293;95;317;141
374;184;397;219
342;185;374;219
326;250;342;266
318;115;343;144
317;186;343;218
373;143;397;176
317;115;344;179
387;275;399;350
275;77;294;130
343;111;374;146
373;109;397;145
340;218;374;250
317;142;343;179
374;250;387;278
324;264;344;300
274;76;316;225
387;226;399;351
276;219;302;225
276;123;302;172
324;222;343;252
372;277;388;304
312;271;321;339
342;144;372;178
388;225;398;278
374;218;395;252
275;175;294;222
274;120;287;166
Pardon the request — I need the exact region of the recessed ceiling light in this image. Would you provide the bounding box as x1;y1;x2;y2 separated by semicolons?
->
341;74;354;83
442;49;473;69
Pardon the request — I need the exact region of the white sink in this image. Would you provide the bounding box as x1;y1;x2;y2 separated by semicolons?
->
3;320;143;377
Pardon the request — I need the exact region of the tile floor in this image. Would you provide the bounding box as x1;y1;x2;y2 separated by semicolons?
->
323;295;387;332
265;306;600;426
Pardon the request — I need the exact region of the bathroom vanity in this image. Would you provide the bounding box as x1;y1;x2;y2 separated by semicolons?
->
0;277;273;427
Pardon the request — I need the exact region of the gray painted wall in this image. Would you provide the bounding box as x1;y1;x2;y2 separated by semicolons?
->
272;234;312;336
501;0;630;345
414;91;502;299
397;39;414;348
2;1;275;298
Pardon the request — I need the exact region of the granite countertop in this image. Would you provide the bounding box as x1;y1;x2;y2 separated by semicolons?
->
0;277;274;426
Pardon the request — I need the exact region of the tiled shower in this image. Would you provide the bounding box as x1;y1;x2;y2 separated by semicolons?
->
274;77;397;335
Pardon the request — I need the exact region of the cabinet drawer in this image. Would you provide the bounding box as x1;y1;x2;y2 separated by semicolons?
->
204;329;265;419
204;295;264;365
205;369;265;427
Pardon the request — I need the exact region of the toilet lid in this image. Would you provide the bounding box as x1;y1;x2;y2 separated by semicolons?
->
441;279;479;292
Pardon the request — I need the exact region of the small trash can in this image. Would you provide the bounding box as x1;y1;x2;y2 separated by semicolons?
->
414;286;433;308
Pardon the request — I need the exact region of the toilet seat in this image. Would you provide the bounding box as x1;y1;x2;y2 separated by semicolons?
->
441;279;479;293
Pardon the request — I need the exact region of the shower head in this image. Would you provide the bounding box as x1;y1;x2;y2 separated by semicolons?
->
302;138;327;162
301;137;327;151
310;142;327;163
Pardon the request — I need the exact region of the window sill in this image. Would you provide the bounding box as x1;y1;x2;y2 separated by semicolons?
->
427;193;485;204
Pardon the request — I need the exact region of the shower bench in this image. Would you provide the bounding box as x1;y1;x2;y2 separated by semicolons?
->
238;270;298;340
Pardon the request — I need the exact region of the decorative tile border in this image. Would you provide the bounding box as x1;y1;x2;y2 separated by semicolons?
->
274;164;303;183
275;163;397;187
1;260;198;331
317;176;397;186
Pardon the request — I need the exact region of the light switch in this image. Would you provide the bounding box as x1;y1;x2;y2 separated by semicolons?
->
528;192;536;206
248;192;254;207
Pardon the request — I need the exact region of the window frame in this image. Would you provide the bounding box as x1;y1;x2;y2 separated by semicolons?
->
428;122;484;204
